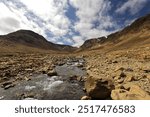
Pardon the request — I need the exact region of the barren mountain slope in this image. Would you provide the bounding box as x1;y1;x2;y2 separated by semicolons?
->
79;14;150;52
0;30;77;53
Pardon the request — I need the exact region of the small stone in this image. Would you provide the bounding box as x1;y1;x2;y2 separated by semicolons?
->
77;76;82;81
143;69;150;73
124;75;135;82
86;66;91;70
77;63;84;68
24;76;31;81
69;75;77;80
81;76;87;82
117;71;126;77
47;69;57;76
40;66;49;74
114;76;121;80
112;60;118;63
114;67;125;72
25;68;33;71
126;68;133;72
83;88;86;91
147;75;150;79
117;78;124;83
0;96;4;100
81;96;91;100
57;62;65;66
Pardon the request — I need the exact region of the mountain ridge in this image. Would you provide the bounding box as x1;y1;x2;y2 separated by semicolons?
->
0;30;77;53
0;13;150;53
80;13;150;51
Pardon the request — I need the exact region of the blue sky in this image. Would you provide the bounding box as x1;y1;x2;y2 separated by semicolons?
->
0;0;150;47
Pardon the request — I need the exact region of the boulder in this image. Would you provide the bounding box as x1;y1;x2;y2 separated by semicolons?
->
111;84;150;100
85;76;114;99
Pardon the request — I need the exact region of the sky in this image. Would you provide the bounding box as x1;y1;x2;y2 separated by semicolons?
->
0;0;150;47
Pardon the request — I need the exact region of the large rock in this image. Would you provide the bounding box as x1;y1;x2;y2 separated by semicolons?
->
85;76;114;99
111;83;150;100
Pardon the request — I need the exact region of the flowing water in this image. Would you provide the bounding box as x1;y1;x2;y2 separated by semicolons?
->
0;58;86;100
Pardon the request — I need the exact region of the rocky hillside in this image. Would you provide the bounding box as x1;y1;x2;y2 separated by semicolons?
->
0;30;76;53
80;13;150;51
81;14;150;100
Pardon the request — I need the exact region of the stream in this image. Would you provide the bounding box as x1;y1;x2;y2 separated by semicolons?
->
0;58;87;100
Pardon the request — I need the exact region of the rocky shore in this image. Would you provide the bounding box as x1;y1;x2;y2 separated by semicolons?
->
0;45;150;100
0;53;87;99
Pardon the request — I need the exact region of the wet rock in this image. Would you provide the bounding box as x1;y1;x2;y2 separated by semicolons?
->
69;75;77;81
77;76;82;81
24;76;31;81
85;76;114;99
1;81;15;90
76;63;84;68
0;77;9;83
47;69;57;76
56;61;65;66
77;76;87;82
83;88;86;92
0;96;4;100
81;96;91;100
111;84;150;100
4;84;15;90
16;92;35;99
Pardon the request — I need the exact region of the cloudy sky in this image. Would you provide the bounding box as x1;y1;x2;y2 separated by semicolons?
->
0;0;150;47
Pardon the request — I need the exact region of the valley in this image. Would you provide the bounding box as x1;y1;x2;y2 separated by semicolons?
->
0;14;150;100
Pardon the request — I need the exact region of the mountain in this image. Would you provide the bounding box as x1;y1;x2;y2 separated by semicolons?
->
79;13;150;52
80;37;106;50
0;14;150;53
0;30;76;53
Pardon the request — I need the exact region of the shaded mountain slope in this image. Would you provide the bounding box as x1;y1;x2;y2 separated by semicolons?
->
0;30;76;53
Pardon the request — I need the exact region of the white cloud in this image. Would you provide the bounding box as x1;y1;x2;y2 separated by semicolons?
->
69;0;116;46
116;0;147;15
0;1;46;36
20;0;70;36
72;36;85;47
0;3;20;34
1;0;140;47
